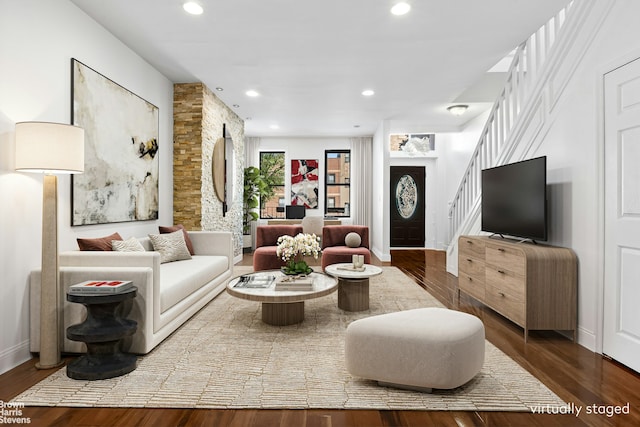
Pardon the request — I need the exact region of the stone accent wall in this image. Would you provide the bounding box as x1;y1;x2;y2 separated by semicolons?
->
173;82;244;257
173;83;204;230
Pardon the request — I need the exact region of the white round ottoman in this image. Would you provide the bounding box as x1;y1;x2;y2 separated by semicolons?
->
345;307;485;392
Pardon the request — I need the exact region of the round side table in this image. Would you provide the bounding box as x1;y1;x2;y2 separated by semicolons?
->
324;264;383;311
66;287;138;380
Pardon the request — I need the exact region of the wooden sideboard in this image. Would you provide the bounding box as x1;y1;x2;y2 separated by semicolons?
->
458;235;577;342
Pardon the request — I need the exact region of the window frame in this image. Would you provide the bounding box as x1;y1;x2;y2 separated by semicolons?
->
324;149;351;217
259;151;286;219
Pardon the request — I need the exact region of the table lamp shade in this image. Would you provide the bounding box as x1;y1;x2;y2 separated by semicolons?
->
15;122;84;174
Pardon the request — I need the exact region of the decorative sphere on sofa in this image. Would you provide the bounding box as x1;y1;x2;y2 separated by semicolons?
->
345;232;361;248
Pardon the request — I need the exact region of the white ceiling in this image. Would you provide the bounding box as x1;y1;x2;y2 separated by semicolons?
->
70;0;571;137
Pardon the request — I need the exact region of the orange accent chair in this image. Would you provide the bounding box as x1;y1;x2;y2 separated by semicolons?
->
321;225;371;271
253;225;303;271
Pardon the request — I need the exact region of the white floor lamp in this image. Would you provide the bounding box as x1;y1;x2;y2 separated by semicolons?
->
15;122;84;369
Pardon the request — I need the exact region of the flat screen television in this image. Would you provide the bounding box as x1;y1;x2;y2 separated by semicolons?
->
481;156;547;241
285;205;306;219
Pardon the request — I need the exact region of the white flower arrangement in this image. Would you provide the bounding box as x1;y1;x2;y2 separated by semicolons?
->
276;233;321;262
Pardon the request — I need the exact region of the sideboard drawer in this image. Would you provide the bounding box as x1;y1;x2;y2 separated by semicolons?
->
459;237;485;260
486;243;525;276
459;255;485;279
486;266;525;301
485;283;525;325
459;271;485;300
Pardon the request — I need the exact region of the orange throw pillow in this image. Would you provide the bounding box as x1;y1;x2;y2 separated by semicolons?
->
77;232;123;251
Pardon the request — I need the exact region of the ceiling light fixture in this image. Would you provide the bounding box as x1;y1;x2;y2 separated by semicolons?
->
269;124;280;130
183;1;204;15
447;104;469;116
246;90;260;97
215;87;224;91
391;2;411;16
233;104;240;108
362;89;375;96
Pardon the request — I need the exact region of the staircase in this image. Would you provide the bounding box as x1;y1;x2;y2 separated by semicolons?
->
445;0;607;274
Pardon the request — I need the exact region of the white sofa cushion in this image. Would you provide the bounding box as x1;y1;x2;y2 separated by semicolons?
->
160;255;229;312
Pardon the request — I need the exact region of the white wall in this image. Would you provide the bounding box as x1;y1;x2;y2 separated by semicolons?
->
257;137;351;221
524;0;639;351
370;117;486;260
441;0;640;352
371;123;388;261
0;0;174;374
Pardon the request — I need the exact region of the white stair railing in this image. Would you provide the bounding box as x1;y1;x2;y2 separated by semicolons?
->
447;1;580;245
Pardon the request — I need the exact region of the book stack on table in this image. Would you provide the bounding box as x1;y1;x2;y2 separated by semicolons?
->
69;280;133;294
275;275;314;291
234;275;275;288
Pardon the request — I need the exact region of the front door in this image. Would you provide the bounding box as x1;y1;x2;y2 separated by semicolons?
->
390;166;425;247
603;57;640;373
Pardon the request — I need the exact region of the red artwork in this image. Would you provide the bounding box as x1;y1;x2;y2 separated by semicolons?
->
291;159;319;208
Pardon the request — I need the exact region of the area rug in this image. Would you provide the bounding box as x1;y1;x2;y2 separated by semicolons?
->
13;267;564;411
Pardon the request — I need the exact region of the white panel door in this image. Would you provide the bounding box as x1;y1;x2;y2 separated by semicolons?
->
603;57;640;373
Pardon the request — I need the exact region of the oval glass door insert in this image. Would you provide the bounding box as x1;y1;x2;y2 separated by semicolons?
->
395;174;418;219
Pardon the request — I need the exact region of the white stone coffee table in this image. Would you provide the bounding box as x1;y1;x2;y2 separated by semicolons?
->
324;263;383;311
226;270;337;326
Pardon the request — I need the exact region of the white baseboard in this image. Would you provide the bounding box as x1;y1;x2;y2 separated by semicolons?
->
371;247;391;262
0;340;31;375
576;326;597;352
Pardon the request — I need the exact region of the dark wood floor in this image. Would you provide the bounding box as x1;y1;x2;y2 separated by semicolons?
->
2;250;638;427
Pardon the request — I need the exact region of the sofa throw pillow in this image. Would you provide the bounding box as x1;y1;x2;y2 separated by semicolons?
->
148;230;192;263
345;232;361;248
159;224;194;255
112;237;146;252
77;232;123;251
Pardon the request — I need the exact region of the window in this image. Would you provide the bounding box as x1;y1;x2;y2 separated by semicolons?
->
324;150;350;217
259;152;285;219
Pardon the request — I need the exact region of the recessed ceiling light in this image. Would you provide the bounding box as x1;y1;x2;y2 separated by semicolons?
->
183;1;204;15
354;125;361;128
246;90;260;97
269;124;280;130
215;87;224;91
447;104;469;116
391;2;411;16
232;104;240;108
362;89;375;96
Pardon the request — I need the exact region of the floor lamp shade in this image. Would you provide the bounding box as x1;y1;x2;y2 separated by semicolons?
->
15;122;84;173
15;121;84;369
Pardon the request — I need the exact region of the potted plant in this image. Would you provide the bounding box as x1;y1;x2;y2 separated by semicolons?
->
243;166;269;248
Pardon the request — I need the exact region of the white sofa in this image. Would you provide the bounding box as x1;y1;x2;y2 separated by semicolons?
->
30;231;233;355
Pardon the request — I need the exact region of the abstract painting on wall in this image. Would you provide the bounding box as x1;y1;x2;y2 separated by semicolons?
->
71;59;159;225
389;133;435;157
291;159;318;208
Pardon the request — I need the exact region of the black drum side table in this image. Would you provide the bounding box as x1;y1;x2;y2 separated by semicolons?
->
66;287;138;380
